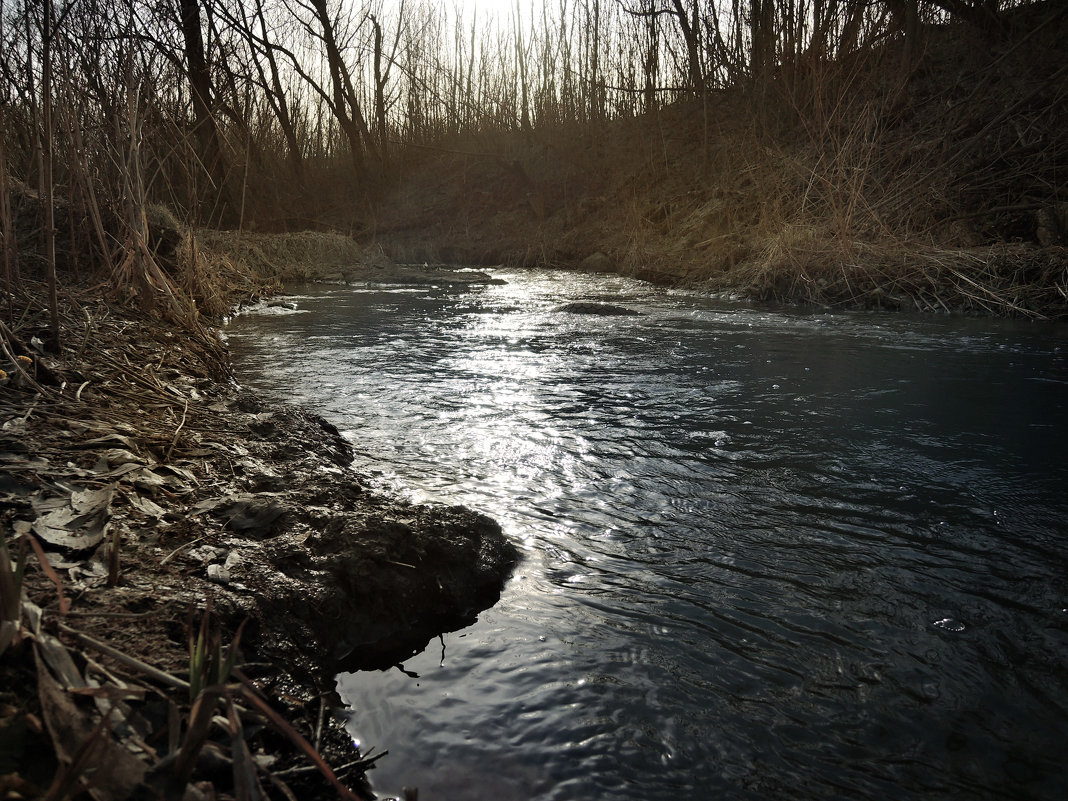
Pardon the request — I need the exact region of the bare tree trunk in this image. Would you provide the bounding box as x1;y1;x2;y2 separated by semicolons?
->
0;2;13;307
838;0;866;58
749;0;775;83
594;0;603;121
370;10;401;160
372;14;387;156
178;0;229;222
514;1;532;132
887;0;923;72
309;0;375;178
558;0;575;119
670;0;703;94
252;0;304;186
625;1;702;96
0;109;17;316
466;13;477;128
643;3;659;114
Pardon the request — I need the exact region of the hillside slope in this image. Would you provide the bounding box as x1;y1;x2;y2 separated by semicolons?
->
369;5;1067;317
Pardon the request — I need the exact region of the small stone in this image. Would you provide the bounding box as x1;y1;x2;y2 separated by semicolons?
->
207;563;230;585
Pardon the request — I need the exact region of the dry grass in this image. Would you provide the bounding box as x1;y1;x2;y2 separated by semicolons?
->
114;225;370;319
365;13;1066;318
173;230;281;316
706;239;1068;317
529;33;1067;319
194;229;367;282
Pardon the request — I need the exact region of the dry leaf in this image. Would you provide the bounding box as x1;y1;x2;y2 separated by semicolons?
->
28;485;116;552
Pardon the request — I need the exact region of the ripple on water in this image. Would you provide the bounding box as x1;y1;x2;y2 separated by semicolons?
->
227;270;1068;801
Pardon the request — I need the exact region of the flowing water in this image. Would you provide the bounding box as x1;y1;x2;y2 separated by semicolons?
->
224;270;1068;801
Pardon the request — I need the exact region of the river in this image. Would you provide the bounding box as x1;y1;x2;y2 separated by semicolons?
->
224;269;1068;801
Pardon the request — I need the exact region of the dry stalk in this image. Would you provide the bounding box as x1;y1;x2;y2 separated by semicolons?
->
41;0;61;352
0;111;16;316
57;622;190;692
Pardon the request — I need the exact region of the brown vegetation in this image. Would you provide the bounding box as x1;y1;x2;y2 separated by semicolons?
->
371;3;1068;317
1;2;1066;799
3;0;1066;329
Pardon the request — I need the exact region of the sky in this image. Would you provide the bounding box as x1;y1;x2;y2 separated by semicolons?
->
381;0;548;22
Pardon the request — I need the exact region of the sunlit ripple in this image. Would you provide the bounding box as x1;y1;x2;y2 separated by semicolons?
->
226;270;1068;801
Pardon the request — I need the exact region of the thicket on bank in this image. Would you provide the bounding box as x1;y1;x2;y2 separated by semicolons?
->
371;1;1067;316
614;2;1068;316
1;0;1066;326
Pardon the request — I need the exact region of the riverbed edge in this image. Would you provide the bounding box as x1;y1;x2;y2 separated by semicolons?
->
1;280;519;799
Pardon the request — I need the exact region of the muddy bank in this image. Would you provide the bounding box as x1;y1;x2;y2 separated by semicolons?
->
196;391;518;671
1;283;518;799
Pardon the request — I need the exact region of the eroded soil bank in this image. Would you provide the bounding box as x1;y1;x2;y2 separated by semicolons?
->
1;280;517;799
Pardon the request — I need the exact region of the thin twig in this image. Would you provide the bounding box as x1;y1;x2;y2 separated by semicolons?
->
160;536;206;566
165;398;190;463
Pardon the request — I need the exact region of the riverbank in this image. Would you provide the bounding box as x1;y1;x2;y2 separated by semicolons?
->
364;5;1067;319
1;277;518;799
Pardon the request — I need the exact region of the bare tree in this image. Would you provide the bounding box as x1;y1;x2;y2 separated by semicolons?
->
307;0;377;177
41;0;59;349
178;0;230;221
370;5;403;159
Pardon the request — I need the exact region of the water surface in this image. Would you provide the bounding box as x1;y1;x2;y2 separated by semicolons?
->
225;270;1068;801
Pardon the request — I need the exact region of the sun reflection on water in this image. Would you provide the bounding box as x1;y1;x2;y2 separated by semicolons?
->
224;269;1068;801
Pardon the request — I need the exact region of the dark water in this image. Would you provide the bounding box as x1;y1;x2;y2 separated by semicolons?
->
224;270;1068;801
